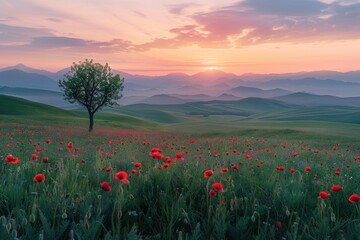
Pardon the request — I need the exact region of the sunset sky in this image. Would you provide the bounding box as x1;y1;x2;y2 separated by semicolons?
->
1;0;360;75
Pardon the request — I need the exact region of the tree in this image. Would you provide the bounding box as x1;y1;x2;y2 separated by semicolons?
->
59;59;124;132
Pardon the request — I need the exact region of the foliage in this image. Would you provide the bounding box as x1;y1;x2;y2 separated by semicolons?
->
59;59;124;131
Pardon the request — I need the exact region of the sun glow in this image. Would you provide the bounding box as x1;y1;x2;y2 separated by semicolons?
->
206;66;217;71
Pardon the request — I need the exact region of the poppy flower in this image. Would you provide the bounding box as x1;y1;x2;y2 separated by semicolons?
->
319;191;330;200
221;168;229;173
276;166;285;171
115;171;128;181
290;168;295;173
5;154;19;164
212;182;224;192
305;166;311;173
203;170;213;178
100;181;111;191
134;162;142;168
67;142;73;150
43;157;49;163
330;185;342;192
348;194;360;203
32;154;38;161
131;169;137;174
34;174;45;183
208;189;217;197
162;163;169;168
175;153;183;159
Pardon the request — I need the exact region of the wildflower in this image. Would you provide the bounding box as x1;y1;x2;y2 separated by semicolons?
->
319;191;330;200
290;168;295;173
115;171;128;181
221;168;229;173
34;174;45;183
330;185;342;192
67;142;73;150
212;182;224;192
208;189;217;197
305;166;311;173
203;170;213;178
276;166;285;171
43;157;49;163
100;181;111;191
5;154;19;164
32;154;38;161
348;194;360;203
134;162;142;168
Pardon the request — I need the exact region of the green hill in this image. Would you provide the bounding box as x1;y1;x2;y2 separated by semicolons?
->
0;94;71;116
0;95;157;129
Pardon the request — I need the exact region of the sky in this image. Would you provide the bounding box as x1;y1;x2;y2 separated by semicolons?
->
1;0;360;75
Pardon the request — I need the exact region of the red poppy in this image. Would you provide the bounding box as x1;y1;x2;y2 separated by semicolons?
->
5;154;20;164
208;189;217;197
100;181;111;191
46;139;51;144
305;166;311;173
221;168;229;173
319;191;330;200
43;157;49;163
233;165;239;170
162;163;169;168
34;174;45;183
276;166;285;171
131;169;137;174
32;154;38;161
290;168;295;173
134;162;142;168
330;185;342;192
175;153;183;159
105;167;112;172
212;182;224;192
67;142;73;150
348;194;360;203
203;170;213;178
115;171;128;181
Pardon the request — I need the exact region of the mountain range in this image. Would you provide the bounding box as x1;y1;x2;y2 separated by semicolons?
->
1;64;360;108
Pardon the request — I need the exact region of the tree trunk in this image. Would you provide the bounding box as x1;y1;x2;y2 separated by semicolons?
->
89;112;94;132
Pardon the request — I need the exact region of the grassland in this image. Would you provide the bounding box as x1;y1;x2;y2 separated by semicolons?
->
1;95;360;239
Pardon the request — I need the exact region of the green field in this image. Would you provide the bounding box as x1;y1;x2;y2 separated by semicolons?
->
1;95;360;239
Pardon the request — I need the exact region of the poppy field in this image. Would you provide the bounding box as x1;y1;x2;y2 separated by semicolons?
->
1;122;360;239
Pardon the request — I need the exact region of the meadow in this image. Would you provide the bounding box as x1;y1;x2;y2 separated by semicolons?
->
1;95;360;239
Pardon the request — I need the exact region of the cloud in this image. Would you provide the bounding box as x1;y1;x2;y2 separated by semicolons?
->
46;17;63;23
0;24;134;53
135;0;360;50
168;3;196;15
0;24;54;45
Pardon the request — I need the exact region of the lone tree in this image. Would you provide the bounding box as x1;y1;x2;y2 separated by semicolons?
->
59;59;124;132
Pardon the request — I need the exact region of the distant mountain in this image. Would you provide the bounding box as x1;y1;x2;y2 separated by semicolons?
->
0;70;59;91
0;86;78;109
135;94;186;105
217;93;241;101
227;86;292;98
192;70;237;82
238;70;360;82
254;78;360;97
274;92;360;107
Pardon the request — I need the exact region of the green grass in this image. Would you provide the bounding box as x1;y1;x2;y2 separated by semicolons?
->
2;95;360;239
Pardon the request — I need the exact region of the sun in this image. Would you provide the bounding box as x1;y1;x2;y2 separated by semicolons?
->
206;66;216;71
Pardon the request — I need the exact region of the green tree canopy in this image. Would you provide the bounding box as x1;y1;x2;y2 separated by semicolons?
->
59;59;124;131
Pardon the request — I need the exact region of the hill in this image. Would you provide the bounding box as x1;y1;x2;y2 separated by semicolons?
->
274;92;360;107
0;69;58;91
0;86;77;109
0;95;156;129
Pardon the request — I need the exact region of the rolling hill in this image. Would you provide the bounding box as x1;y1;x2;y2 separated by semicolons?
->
274;92;360;107
0;86;77;109
0;69;59;91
